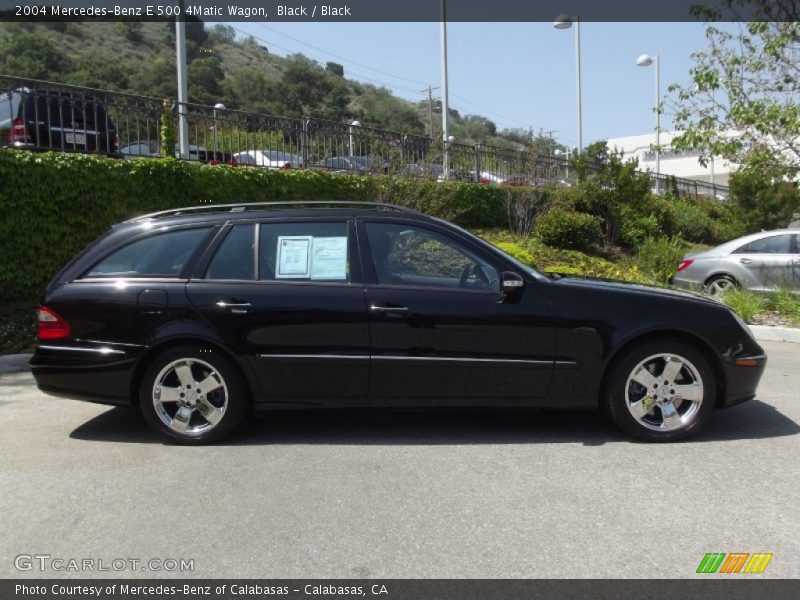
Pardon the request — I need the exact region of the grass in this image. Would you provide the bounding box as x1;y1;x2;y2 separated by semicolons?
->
719;286;800;326
719;288;768;323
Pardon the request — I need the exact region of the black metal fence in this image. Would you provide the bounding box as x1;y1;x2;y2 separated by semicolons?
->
1;74;729;200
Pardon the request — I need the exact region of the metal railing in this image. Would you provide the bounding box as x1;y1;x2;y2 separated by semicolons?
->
1;74;729;200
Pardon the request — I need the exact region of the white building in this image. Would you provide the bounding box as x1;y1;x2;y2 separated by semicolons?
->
606;131;735;188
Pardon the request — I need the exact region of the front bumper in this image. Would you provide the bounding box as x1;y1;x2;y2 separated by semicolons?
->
721;353;767;408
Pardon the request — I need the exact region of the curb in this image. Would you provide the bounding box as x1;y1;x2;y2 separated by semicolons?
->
0;353;32;374
749;325;800;344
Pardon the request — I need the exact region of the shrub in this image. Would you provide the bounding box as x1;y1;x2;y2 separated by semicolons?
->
633;236;689;284
535;209;603;252
619;206;660;248
494;242;536;266
670;198;715;242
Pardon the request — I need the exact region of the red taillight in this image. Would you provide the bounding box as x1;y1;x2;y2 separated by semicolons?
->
677;259;694;272
37;305;71;341
7;118;30;145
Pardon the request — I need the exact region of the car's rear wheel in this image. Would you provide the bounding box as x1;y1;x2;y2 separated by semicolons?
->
139;346;247;444
704;274;737;296
604;340;716;442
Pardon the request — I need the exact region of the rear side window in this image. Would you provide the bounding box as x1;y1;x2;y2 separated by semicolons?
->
259;222;349;282
734;234;793;254
86;228;210;278
205;224;255;280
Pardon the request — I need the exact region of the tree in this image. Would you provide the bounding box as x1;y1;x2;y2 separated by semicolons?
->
0;32;70;79
188;57;224;105
669;1;800;178
325;62;344;77
568;142;652;249
116;21;143;43
210;24;236;45
729;166;800;230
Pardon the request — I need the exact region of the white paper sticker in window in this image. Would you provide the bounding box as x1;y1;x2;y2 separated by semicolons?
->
276;236;311;278
310;237;348;280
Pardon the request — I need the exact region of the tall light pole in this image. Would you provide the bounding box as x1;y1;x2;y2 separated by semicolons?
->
553;15;582;154
175;3;189;159
212;103;225;158
440;0;451;178
349;120;360;158
636;53;661;191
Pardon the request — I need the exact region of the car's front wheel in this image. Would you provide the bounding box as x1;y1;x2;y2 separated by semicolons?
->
139;346;248;444
604;340;716;442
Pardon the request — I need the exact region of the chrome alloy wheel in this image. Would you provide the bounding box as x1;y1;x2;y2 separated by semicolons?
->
705;277;735;295
152;358;228;435
624;353;704;432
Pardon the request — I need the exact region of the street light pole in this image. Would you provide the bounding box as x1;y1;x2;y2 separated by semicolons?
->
349;120;360;158
212;103;225;159
637;53;661;192
175;2;189;159
440;0;450;179
553;15;583;154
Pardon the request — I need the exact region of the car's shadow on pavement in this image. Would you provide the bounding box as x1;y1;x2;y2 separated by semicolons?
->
70;399;799;446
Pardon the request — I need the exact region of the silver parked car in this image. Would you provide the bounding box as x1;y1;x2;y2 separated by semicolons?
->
673;229;800;294
233;150;303;169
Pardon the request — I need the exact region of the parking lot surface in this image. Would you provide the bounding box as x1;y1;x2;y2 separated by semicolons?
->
1;341;798;579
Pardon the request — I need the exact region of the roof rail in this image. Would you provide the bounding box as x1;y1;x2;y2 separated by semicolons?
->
129;201;420;222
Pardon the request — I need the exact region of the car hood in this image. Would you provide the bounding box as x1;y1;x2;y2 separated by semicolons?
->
553;275;722;306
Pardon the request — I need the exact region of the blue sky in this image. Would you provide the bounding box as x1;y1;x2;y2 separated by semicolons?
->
232;21;714;148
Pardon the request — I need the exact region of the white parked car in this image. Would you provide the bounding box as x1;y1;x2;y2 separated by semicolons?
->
233;150;303;169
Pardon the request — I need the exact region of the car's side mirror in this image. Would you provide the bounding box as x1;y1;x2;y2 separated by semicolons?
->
500;271;525;294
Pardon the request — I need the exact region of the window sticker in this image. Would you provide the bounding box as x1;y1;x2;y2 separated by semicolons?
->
310;237;348;280
276;236;311;278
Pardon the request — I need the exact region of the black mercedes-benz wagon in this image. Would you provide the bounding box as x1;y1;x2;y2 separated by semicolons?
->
31;202;766;444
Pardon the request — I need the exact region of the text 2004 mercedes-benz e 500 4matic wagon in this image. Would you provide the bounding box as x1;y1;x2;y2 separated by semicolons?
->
30;202;767;444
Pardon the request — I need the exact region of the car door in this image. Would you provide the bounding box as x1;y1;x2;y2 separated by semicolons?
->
186;218;370;401
358;217;556;403
730;233;795;290
791;234;800;291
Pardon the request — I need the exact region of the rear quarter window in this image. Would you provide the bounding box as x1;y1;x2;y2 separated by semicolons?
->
85;227;211;278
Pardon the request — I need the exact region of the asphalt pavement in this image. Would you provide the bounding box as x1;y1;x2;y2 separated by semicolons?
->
1;341;798;579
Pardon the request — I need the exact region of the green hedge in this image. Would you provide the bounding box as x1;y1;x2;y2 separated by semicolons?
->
0;150;518;299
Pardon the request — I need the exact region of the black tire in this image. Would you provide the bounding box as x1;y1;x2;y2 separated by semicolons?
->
604;339;717;442
139;346;248;445
704;274;737;296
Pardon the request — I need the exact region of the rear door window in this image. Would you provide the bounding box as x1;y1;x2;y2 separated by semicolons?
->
86;228;211;278
258;221;350;282
734;234;793;254
205;224;256;280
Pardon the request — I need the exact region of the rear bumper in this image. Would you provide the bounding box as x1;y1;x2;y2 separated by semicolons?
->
30;344;141;407
673;274;704;292
721;354;767;408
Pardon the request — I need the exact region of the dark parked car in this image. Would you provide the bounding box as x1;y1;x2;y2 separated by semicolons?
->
1;87;119;155
31;202;766;444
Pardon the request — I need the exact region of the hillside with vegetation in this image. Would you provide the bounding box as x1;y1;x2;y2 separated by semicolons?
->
0;20;556;152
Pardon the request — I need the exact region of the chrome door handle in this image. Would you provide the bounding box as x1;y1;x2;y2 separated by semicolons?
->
370;304;409;314
216;300;252;314
739;258;754;264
